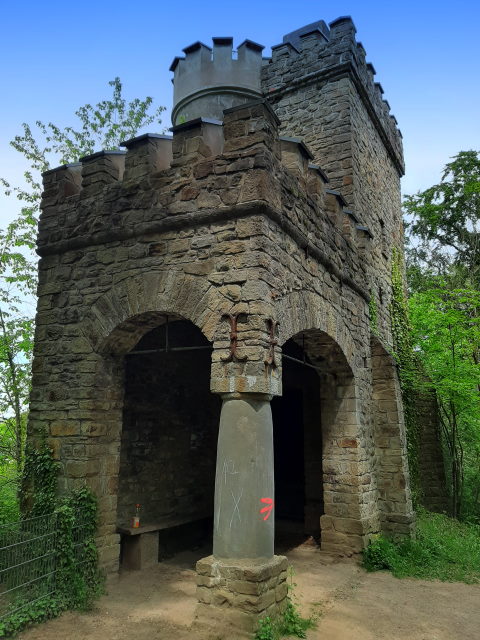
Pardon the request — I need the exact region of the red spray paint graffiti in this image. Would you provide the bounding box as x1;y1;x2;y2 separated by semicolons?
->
260;497;274;521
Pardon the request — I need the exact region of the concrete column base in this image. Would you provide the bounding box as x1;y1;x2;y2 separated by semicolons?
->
194;555;289;638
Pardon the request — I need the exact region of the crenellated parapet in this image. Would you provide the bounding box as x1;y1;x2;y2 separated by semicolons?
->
262;16;404;176
170;38;264;125
37;100;373;305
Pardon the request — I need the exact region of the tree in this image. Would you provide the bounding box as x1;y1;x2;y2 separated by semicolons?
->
0;206;37;498
0;78;165;502
409;287;480;521
404;150;480;291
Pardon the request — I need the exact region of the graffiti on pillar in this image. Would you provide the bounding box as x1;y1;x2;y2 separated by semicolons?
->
230;489;243;528
264;319;279;368
222;459;239;484
221;313;248;363
260;497;274;521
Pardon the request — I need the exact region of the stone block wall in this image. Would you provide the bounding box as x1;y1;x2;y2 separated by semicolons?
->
117;329;220;526
415;388;449;513
195;555;288;637
371;337;414;536
262;16;404;348
29;85;415;570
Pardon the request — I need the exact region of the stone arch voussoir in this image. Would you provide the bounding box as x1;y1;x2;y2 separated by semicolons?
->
277;290;358;375
82;271;221;355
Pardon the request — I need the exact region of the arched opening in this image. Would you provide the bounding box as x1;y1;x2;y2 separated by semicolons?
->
116;315;221;567
272;337;322;549
274;329;360;554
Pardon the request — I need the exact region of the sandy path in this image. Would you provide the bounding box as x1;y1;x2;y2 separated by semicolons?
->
18;543;480;640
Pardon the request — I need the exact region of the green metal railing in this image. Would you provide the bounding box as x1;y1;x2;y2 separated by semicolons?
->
0;511;89;622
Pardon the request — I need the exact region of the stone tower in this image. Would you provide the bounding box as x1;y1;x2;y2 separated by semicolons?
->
29;16;415;637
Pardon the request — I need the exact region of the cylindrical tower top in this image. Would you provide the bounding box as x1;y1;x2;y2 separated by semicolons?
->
170;38;264;125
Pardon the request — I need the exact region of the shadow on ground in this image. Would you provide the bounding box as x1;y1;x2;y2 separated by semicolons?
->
19;536;480;640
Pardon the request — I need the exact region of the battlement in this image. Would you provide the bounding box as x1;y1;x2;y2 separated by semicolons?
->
171;38;264;125
262;16;404;176
38;100;374;306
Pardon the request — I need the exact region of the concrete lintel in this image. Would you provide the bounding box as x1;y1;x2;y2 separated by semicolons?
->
356;224;374;239
182;41;212;55
212;36;233;46
329;15;356;31
42;162;82;177
237;39;265;53
120;133;173;148
344;209;359;224
169;56;185;72
325;188;347;207
79;149;126;163
308;163;330;183
169;117;223;133
280;136;314;160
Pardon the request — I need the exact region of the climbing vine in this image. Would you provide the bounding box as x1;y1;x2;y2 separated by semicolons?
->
0;446;103;637
390;248;421;503
21;442;59;517
56;488;103;610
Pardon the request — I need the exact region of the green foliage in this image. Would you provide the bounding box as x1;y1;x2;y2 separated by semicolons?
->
404;150;480;288
0;78;165;512
278;599;315;639
409;287;480;521
362;509;480;583
403;149;480;521
255;617;276;640
0;205;36;490
254;569;316;640
254;601;316;640
56;488;103;611
22;443;59;517
0;468;19;524
390;248;421;501
0;594;64;638
0;487;102;637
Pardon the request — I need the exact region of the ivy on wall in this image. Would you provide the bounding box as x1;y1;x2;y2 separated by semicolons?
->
22;442;59;517
369;290;378;335
0;447;103;637
390;248;421;503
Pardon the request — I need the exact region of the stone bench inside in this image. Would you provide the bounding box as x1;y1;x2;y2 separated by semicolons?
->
117;514;211;570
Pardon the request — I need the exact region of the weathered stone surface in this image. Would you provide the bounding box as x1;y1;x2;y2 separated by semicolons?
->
25;17;438;639
193;555;288;637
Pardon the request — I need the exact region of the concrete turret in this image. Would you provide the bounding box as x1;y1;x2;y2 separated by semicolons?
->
170;38;264;124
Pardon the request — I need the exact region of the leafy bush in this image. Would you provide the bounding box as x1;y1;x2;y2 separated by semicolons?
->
254;568;316;640
0;469;19;524
0;487;103;637
363;509;480;583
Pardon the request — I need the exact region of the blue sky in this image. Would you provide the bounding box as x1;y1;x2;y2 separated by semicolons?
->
1;0;479;225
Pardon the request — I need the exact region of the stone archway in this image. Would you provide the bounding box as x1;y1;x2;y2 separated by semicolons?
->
272;290;381;554
116;316;221;567
275;327;375;555
272;336;322;547
72;273;228;571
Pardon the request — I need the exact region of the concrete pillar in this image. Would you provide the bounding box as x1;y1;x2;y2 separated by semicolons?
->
213;393;274;560
196;392;287;636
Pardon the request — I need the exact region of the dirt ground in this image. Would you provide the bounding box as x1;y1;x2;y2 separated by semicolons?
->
19;539;480;640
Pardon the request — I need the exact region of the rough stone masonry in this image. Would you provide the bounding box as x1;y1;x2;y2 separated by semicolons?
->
27;16;421;637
